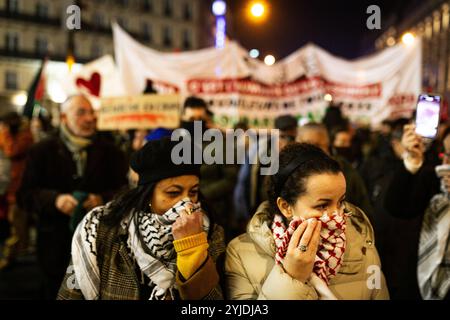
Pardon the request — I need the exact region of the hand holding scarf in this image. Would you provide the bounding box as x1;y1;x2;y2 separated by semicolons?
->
272;210;348;299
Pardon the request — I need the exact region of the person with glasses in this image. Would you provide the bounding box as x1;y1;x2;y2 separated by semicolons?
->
17;95;128;299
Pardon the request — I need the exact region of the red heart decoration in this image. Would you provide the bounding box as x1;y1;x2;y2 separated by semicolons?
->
76;72;101;97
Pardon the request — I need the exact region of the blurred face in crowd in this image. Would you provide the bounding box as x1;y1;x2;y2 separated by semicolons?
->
30;117;42;132
279;172;347;220
333;131;352;148
61;96;97;138
150;175;199;215
297;127;330;155
182;107;207;122
279;128;298;151
132;129;149;151
380;123;392;137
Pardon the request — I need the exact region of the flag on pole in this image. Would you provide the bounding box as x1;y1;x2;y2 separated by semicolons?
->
23;58;47;119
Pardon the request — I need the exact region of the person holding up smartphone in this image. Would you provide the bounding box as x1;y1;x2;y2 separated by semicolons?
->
384;115;450;300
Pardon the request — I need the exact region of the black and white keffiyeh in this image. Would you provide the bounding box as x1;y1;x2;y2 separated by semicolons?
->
71;198;209;300
418;165;450;300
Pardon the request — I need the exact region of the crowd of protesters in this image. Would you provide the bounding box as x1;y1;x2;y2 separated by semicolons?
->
0;94;449;300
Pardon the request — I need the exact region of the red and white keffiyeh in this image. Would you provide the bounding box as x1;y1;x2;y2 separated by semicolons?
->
272;211;347;285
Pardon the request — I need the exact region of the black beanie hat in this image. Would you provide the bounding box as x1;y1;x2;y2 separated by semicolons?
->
130;137;201;186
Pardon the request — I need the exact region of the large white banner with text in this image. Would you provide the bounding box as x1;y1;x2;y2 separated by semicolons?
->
66;23;422;129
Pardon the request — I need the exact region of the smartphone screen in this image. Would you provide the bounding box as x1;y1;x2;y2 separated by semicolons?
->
415;94;441;139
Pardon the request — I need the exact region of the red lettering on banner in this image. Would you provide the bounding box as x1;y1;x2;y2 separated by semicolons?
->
387;94;417;119
387;94;416;106
153;81;180;94
103;114;168;123
187;77;382;99
324;81;382;99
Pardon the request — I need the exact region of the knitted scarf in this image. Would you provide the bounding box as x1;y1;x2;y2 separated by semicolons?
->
59;123;92;176
271;210;347;298
417;165;450;300
72;198;210;300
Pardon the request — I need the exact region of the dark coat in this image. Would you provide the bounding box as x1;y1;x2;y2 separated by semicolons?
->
383;159;440;299
199;141;238;242
17;133;128;288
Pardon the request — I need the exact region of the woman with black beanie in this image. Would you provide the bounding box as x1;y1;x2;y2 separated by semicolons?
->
58;137;225;300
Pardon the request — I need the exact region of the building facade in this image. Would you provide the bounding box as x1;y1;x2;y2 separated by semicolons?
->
0;0;213;114
375;0;450;104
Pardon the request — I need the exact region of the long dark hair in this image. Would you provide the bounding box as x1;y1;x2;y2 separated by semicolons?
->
102;184;156;227
267;143;342;218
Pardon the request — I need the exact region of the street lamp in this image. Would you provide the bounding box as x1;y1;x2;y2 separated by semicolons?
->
386;36;396;47
250;2;265;18
264;54;275;66
212;0;226;16
249;49;260;58
66;54;75;72
11;92;27;107
324;94;333;102
248;1;267;22
401;32;415;45
212;1;227;49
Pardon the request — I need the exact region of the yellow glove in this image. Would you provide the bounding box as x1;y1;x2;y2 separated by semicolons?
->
173;232;209;280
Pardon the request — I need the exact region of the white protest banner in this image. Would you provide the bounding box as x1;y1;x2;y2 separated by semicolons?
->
112;23;421;128
97;94;181;130
49;55;127;110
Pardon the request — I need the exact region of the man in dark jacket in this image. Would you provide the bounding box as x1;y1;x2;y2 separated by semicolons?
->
17;95;128;299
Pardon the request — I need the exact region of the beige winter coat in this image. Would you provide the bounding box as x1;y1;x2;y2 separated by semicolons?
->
225;201;390;300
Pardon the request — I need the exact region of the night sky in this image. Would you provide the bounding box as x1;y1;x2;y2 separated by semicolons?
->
226;0;421;60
